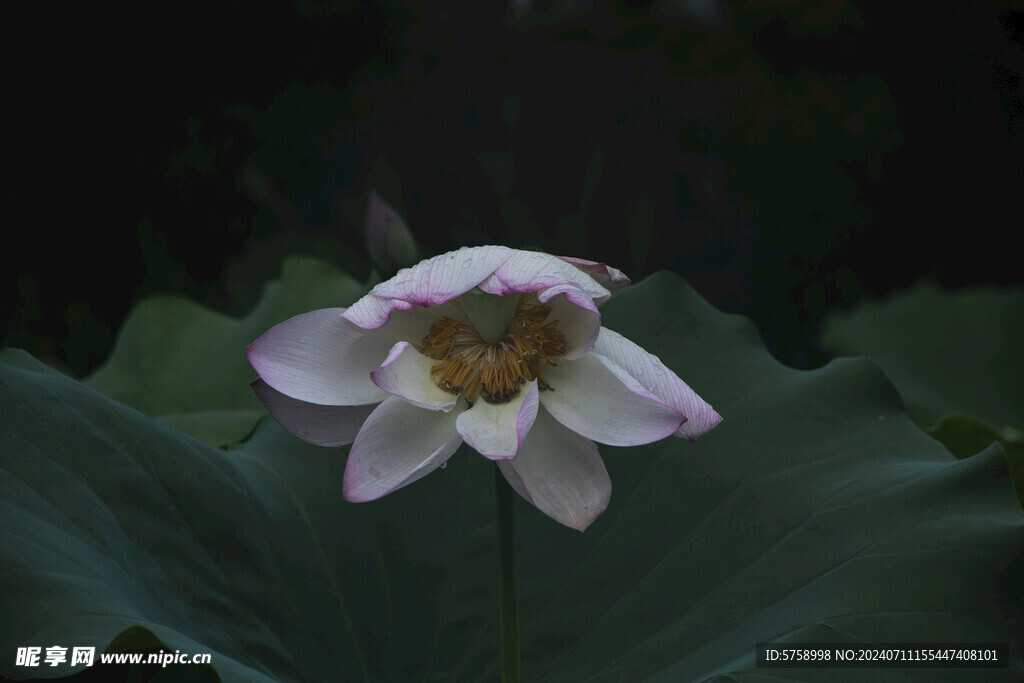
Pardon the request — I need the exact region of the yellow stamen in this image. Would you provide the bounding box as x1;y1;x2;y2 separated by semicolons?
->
421;294;567;404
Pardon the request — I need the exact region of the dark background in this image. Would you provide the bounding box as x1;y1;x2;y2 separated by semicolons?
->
7;0;1022;377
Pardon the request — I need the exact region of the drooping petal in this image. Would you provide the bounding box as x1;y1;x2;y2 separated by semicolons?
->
371;341;458;411
497;407;610;531
540;353;684;446
343;246;613;331
251;379;375;446
556;255;630;303
343;396;463;502
247;308;388;406
593;327;722;440
344;246;514;329
477;249;611;302
456;380;539;460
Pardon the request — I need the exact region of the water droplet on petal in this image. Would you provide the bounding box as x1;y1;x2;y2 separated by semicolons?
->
439;460;448;469
462;259;472;269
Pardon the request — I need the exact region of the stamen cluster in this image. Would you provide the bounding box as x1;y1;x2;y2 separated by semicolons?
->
421;294;567;405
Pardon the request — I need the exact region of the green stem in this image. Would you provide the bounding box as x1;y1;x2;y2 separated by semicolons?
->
495;466;521;682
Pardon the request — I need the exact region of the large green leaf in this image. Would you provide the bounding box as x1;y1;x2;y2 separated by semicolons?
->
818;282;1024;508
84;256;369;446
3;272;1021;682
818;282;1024;433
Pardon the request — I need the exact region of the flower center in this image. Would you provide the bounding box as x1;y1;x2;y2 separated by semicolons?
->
421;294;567;405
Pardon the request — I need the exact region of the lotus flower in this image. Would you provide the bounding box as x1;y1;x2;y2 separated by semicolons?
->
247;246;721;530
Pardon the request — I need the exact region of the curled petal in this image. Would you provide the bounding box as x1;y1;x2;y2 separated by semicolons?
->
456;380;539;460
593;327;722;440
540;353;684;446
344;247;514;329
476;249;610;302
247;308;388;406
497;407;610;531
371;342;458;411
343;246;612;330
556;255;630;303
343;396;463;502
251;379;375;446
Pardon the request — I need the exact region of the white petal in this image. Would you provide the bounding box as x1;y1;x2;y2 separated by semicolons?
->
542;290;601;360
540;353;684;446
478;249;611;302
456;381;539;459
248;303;451;407
251;379;376;446
343;396;464;502
497;407;610;531
247;308;388;405
593;327;722;440
343;246;613;331
344;246;513;329
371;342;457;411
556;256;630;303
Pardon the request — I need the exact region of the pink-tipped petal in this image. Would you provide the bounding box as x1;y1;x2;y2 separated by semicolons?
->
339;293;418;331
371;342;458;411
247;308;388;406
251;379;375;446
343;396;463;502
477;249;611;302
343;302;454;339
456;381;539;460
540;353;684;446
343;246;615;331
556;256;630;303
593;327;722;440
497;407;610;531
344;246;513;329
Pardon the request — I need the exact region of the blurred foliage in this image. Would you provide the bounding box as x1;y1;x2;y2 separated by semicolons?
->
819;282;1023;432
6;0;1022;378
